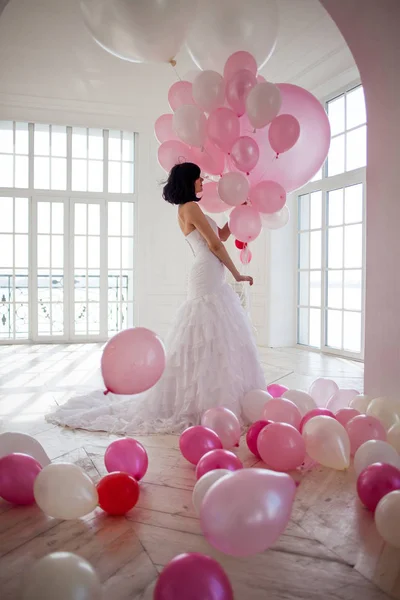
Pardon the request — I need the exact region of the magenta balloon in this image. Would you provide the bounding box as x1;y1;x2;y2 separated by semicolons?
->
226;69;257;117
268;114;300;155
346;415;387;455
267;383;289;398
154;553;234;600
154;114;178;144
158;140;194;173
357;463;400;512
248;83;331;192
230;136;260;173
104;437;148;481
200;468;296;556
299;408;335;434
168;80;195;111
179;426;223;465
198;181;228;214
195;449;243;480
335;408;361;428
0;453;42;505
262;398;302;430
229;205;262;243
257;422;306;472
224;51;257;81
192;140;225;176
249;180;286;214
246;420;270;458
208;107;240;153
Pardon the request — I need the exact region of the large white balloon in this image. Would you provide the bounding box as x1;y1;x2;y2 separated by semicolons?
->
375;491;400;548
354;440;400;477
0;432;50;466
186;0;279;72
192;469;232;515
80;0;197;63
241;389;272;423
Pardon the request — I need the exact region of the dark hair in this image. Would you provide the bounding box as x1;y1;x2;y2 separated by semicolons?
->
163;162;201;205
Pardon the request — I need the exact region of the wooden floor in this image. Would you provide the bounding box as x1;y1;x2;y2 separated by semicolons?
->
0;344;399;599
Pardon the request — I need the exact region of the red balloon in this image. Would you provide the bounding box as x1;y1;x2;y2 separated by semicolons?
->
299;408;336;433
179;426;223;465
235;239;247;250
154;553;233;600
97;472;140;516
246;420;270;458
357;463;400;512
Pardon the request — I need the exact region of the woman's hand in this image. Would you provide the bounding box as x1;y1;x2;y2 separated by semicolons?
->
235;274;254;286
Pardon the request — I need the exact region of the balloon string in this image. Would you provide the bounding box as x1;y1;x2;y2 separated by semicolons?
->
255;155;278;185
169;59;182;82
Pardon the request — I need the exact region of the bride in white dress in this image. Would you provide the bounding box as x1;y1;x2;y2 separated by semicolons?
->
47;162;266;434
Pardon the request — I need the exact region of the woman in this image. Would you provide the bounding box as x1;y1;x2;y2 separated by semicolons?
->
47;163;266;434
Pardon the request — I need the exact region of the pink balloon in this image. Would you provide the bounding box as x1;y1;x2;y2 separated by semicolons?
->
262;398;302;430
309;378;339;407
154;553;233;600
267;383;289;398
168;80;195;111
179;426;222;466
226;69;257;117
104;438;148;481
230;136;259;173
101;328;166;395
0;453;42;505
229;205;262;243
326;389;360;412
299;408;336;434
224;51;257;81
192;140;225;176
357;463;400;512
201;407;241;449
249;180;286;214
257;422;306;471
198;181;228;214
346;415;387;455
158;140;193;173
335;408;361;428
257;75;266;83
246;420;270;458
208;107;240;153
240;247;252;265
268;114;300;155
154;114;178;144
248;83;331;192
218;172;249;207
200;468;296;556
196;449;243;480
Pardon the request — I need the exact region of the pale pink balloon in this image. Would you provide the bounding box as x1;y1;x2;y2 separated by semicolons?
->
246;81;282;129
326;389;360;413
195;449;243;480
192;140;225;176
208;107;240;153
168;80;195;111
192;70;225;113
299;408;336;434
282;390;317;417
158;140;193;172
154;114;178;144
230;136;260;173
104;437;148;481
240;247;252;265
200;468;296;556
257;75;266;83
226;69;257;117
198;181;228;214
346;415;387;455
201;407;241;449
224;51;257;81
257;422;306;471
0;453;42;505
218;172;249;206
335;408;361;428
173;104;207;148
309;378;339;407
179;426;223;465
101;327;166;395
229;205;262;243
267;383;289;398
249;180;286;214
268;114;300;155
262;398;302;431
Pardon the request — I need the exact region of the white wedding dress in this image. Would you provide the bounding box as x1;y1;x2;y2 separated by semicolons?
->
46;216;266;435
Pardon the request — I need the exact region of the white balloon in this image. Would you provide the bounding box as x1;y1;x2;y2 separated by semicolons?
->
218;172;249;207
309;378;339;407
0;431;50;466
241;389;272;423
23;552;101;600
186;0;278;72
173;104;207;148
261;206;290;230
34;463;98;520
246;82;282;130
375;491;400;548
80;0;197;63
192;70;225;113
282;390;317;417
354;440;400;477
192;469;232;515
366;396;400;431
388;422;400;453
349;394;371;414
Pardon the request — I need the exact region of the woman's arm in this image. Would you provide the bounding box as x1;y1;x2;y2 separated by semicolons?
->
218;222;231;242
184;203;253;285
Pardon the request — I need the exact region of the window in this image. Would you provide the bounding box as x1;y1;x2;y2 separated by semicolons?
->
0;121;136;343
296;85;366;358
